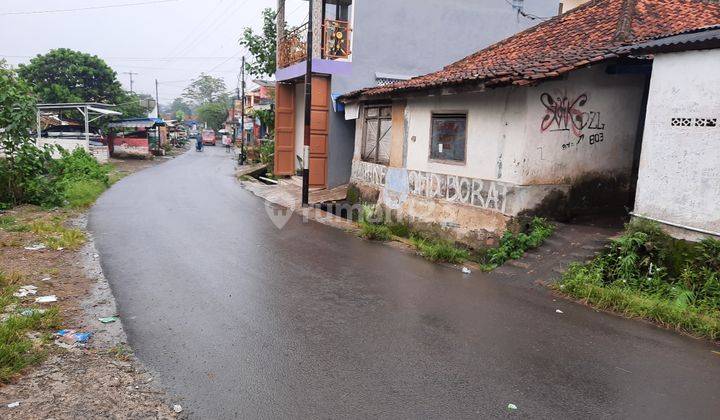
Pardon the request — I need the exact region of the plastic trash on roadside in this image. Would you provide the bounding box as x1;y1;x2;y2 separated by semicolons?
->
24;244;46;251
13;285;38;297
7;401;20;408
173;404;183;413
507;403;518;410
555;309;564;314
20;308;46;317
99;316;119;324
462;267;472;274
35;295;57;303
56;329;93;344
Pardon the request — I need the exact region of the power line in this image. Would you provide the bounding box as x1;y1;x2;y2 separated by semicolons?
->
171;0;252;63
0;0;179;16
0;54;239;61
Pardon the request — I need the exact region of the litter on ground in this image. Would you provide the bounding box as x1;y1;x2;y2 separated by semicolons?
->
35;295;58;303
99;316;119;324
20;308;46;317
507;403;518;410
173;404;183;413
556;309;564;314
24;244;46;251
462;267;472;274
56;329;93;344
7;401;20;408
13;285;38;297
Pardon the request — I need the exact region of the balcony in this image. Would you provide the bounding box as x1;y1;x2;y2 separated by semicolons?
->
278;19;354;70
322;19;352;60
278;22;308;69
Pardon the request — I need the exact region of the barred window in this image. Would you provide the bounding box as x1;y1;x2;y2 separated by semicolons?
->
430;113;467;162
361;105;392;165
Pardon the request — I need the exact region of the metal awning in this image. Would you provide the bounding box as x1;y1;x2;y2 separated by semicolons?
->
87;106;122;116
36;102;123;143
108;118;165;129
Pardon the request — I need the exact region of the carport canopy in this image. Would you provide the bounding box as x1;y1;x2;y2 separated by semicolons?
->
36;102;122;142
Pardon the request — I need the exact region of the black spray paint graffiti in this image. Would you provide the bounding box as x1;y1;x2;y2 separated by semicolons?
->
539;92;606;149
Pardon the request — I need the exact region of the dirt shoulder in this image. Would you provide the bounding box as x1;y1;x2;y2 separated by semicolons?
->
0;155;184;418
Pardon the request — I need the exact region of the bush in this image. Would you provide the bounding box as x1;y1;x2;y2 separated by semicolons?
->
478;217;555;270
360;223;392;241
410;233;469;264
555;220;720;339
358;204;391;241
2;146;110;208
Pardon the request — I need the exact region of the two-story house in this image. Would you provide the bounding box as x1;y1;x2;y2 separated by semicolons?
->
273;0;559;188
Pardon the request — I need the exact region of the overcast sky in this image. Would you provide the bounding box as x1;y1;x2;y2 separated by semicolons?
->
0;0;309;104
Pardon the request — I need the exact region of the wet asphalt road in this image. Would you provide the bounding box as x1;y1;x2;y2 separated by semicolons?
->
90;147;720;419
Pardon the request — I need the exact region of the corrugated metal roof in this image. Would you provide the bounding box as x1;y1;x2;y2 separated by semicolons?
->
623;25;720;53
107;118;164;129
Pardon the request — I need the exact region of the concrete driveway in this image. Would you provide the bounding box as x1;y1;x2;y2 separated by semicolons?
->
90;146;720;419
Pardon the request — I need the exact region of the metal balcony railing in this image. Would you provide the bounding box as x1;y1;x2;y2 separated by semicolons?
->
278;22;308;69
322;19;352;60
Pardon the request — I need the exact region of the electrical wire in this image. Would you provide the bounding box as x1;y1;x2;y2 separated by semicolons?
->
0;0;179;16
502;0;552;21
164;0;252;65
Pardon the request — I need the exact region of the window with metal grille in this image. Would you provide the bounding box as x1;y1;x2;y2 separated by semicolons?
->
361;105;392;165
430;113;467;162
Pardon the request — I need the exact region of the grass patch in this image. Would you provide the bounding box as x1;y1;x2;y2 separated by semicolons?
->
554;219;720;340
29;217;85;250
355;206;554;267
359;223;392;241
474;217;555;271
387;222;411;238
0;216;30;232
410;233;469;263
358;204;392;241
0;271;61;382
63;179;107;208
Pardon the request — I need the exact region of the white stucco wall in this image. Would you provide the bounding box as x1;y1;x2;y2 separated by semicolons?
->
633;49;720;238
402;65;645;186
521;65;645;184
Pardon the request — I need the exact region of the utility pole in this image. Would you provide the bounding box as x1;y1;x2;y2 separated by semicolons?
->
155;79;161;151
123;71;138;93
234;85;240;159
239;56;246;165
301;0;314;207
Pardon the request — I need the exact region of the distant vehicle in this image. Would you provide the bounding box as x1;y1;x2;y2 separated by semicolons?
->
201;129;216;146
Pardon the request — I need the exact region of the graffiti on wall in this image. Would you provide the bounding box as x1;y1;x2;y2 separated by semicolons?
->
351;160;387;187
351;161;510;214
539;92;606;150
407;171;508;213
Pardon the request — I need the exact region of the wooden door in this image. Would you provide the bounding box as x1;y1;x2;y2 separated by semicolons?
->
274;83;295;176
309;76;329;187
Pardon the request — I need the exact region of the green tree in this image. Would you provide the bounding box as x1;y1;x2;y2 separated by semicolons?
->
197;102;228;130
0;62;55;207
116;92;154;119
182;74;228;106
253;108;275;137
18;49;125;104
169;97;193;117
239;8;278;78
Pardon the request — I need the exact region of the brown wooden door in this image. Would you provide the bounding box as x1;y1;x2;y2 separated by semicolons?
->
309;76;329;187
274;83;295;176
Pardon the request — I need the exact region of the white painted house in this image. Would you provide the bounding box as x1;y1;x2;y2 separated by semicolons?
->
628;27;720;241
340;0;720;245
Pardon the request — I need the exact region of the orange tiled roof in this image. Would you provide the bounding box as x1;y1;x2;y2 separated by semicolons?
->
342;0;720;100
